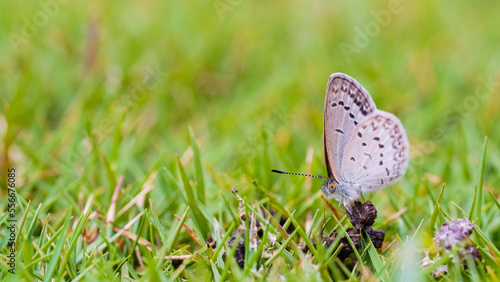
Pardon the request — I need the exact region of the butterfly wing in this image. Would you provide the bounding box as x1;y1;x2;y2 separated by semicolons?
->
340;110;410;192
324;73;377;182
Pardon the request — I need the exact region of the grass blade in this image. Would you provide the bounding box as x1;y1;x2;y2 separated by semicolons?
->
475;136;488;227
43;208;72;282
189;127;205;204
177;155;208;238
429;183;446;231
487;190;500;212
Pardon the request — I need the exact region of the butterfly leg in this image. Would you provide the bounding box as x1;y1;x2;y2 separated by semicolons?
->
339;197;354;217
337;200;347;215
359;185;366;202
345;200;354;218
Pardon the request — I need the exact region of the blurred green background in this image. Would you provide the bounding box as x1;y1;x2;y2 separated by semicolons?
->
1;0;500;278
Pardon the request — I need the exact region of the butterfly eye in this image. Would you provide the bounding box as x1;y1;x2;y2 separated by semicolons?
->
328;183;335;192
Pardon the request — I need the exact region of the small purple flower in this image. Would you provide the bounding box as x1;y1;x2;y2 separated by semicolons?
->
434;219;474;249
433;219;482;262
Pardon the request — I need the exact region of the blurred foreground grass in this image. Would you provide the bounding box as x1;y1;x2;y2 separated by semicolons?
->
1;0;500;280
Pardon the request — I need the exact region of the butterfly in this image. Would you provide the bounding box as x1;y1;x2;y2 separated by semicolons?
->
272;73;410;207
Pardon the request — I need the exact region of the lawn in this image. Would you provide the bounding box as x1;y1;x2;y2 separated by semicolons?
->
1;0;500;280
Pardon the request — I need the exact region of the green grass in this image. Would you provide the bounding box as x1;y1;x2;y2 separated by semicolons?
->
1;0;500;280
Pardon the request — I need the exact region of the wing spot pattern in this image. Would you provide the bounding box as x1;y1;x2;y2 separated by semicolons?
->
333;77;376;118
354;98;362;106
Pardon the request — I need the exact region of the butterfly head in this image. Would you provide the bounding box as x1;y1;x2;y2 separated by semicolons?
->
321;178;337;197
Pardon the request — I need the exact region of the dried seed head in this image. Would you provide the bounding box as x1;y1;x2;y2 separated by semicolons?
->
365;226;385;249
321;200;385;261
349;200;377;228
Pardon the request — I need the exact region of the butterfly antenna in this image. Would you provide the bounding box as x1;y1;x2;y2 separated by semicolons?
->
271;169;327;181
